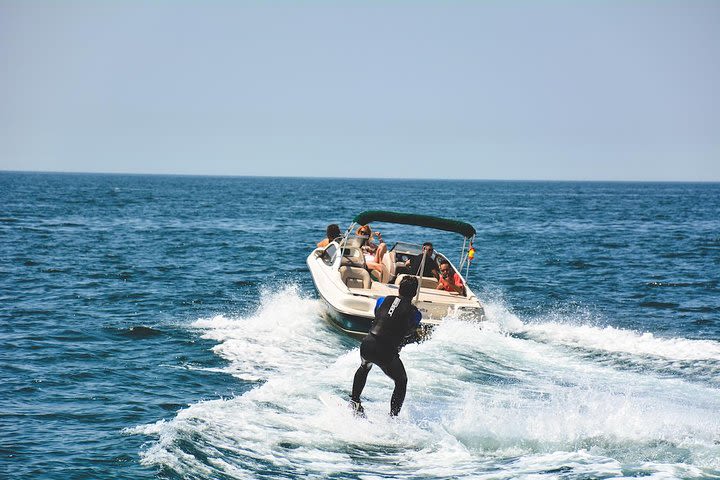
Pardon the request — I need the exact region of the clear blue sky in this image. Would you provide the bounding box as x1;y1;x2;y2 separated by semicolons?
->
1;1;718;181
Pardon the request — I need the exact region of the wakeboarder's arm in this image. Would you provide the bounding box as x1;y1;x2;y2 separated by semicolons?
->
375;296;386;314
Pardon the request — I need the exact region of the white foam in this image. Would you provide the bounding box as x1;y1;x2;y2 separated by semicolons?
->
131;291;720;478
407;316;720;455
522;321;720;361
191;284;340;381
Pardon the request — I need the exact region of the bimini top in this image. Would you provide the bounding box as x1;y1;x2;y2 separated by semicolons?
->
353;210;476;238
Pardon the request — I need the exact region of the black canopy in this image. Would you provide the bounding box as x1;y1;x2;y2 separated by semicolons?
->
352;210;476;238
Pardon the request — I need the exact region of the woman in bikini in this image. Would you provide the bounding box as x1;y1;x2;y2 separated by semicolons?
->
356;224;387;281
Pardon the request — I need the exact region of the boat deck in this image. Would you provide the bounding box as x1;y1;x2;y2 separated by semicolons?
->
348;282;475;303
345;282;482;322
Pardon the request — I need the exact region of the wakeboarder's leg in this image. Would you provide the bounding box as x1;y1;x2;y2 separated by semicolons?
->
350;359;372;416
380;357;407;416
351;359;372;401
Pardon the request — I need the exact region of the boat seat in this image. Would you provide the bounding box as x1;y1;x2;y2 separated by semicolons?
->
340;246;364;268
339;266;372;289
394;273;438;290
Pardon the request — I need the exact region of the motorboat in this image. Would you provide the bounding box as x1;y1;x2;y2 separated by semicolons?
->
307;210;485;338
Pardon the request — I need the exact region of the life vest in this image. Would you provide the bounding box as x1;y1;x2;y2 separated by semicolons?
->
370;296;420;349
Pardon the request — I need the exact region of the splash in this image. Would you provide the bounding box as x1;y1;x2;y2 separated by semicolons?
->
130;289;720;479
521;321;720;362
191;284;340;381
514;314;720;387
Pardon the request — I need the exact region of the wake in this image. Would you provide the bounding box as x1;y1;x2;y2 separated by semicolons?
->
128;284;720;479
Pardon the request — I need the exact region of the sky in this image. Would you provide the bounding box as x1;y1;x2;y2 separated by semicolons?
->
1;1;718;181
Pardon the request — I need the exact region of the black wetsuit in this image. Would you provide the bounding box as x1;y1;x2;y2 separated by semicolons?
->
351;295;421;416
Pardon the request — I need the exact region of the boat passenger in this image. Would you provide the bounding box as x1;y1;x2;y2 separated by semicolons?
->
349;275;421;417
356;225;387;280
404;242;440;279
317;224;342;248
436;260;466;295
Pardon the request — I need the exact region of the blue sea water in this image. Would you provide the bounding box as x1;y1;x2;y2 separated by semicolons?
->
1;172;719;479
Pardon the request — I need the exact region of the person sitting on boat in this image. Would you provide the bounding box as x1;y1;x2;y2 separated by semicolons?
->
356;224;387;280
436;260;466;296
404;242;440;279
317;224;342;248
349;275;421;417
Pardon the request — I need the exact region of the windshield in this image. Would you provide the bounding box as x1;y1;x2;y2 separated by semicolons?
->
390;242;422;256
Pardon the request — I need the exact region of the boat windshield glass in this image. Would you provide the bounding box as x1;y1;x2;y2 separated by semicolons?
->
321;243;338;266
390;242;422;256
339;236;366;248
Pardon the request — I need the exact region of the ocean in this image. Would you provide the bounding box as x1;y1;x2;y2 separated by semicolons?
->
1;172;719;479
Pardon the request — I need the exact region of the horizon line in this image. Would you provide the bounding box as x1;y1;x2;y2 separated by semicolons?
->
1;168;719;184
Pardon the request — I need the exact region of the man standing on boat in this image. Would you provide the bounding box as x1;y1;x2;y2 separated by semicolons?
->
349;276;421;417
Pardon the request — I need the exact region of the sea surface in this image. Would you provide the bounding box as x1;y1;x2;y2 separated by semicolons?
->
1;172;719;479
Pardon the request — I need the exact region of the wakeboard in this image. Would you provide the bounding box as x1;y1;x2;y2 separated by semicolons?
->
318;392;366;419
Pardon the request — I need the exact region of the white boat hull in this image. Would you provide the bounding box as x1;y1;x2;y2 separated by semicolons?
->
307;248;485;338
